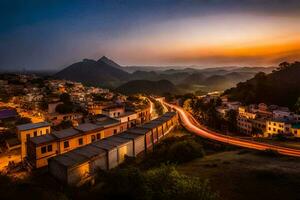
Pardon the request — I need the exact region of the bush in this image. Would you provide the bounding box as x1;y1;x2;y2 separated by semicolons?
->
55;103;74;114
90;165;218;200
167;140;204;163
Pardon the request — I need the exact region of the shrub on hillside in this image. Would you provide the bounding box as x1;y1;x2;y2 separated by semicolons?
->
167;140;204;163
91;165;218;200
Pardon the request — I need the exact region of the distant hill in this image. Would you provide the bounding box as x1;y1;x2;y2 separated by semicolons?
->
115;80;177;95
55;56;129;88
54;56;276;93
224;62;300;108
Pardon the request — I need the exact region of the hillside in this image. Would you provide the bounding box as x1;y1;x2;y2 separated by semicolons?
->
55;57;130;88
224;61;300;108
115;79;177;95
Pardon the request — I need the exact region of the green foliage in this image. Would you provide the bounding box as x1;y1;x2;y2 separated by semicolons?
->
55;103;74;114
294;97;300;114
225;109;237;132
0;173;68;200
154;100;164;115
224;61;300;109
92;93;108;101
54;120;73;130
60;93;71;103
142;137;204;168
39;100;48;111
91;165;218;200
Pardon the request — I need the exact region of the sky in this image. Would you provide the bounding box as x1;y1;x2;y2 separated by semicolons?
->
1;0;300;70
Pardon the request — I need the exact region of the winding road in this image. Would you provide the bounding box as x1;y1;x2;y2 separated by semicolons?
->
162;101;300;157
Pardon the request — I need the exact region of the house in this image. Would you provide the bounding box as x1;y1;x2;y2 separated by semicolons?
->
16;121;51;160
264;119;292;137
48;112;178;186
0;109;18;123
291;124;300;137
102;105;125;118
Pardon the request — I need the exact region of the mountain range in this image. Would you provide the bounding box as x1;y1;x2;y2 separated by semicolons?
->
54;56;276;95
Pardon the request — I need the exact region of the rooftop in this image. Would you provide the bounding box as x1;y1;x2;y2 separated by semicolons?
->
5;137;21;147
292;124;300;129
91;140;117;151
17;121;50;131
52;128;81;139
51;151;88;168
30;134;56;145
127;127;150;135
117;132;144;140
94;118;120;128
0;109;18;120
75;123;101;132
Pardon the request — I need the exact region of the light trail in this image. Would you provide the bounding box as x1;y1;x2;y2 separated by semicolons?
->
163;102;300;157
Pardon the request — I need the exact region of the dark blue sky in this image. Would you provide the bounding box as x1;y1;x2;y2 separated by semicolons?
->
1;0;300;70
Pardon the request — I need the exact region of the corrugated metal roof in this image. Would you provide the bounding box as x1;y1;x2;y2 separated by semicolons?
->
75;123;101;132
91;140;117;151
117;132;144;140
0;109;18;120
94;118;120;128
52;128;81;139
126;127;150;135
17;121;50;131
30;134;56;145
72;145;106;159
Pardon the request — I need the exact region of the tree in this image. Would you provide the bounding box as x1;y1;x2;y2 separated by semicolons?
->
294;97;300;114
278;61;290;71
183;99;193;113
55;103;73;114
225;109;237;132
59;93;71;103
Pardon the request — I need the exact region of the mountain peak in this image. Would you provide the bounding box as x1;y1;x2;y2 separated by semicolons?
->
97;56;122;69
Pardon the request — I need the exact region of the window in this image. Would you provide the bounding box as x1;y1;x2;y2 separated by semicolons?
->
91;135;96;142
34;131;37;137
64;141;69;148
114;129;117;134
96;133;100;140
47;145;52;152
41;146;47;154
78;138;83;145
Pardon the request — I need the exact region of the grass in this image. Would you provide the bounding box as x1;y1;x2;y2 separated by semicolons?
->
177;150;300;200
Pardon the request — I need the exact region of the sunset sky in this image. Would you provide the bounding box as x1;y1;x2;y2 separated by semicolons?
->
1;0;300;70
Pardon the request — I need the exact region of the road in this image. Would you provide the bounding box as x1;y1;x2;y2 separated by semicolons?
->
163;102;300;157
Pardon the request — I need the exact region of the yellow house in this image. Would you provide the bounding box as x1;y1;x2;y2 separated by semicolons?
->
264;119;291;137
291;124;300;137
27;118;121;168
16;122;51;161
